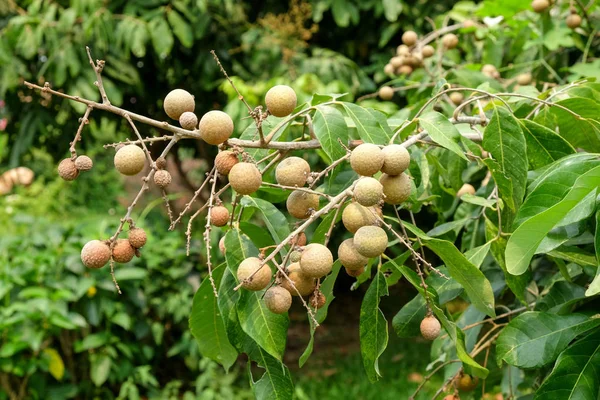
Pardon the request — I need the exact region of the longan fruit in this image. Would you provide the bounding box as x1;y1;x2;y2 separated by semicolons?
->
81;240;111;269
128;227;147;249
215;151;239;176
381;145;410;175
309;291;326;309
338;238;368;270
237;257;272;291
398;65;413;75
383;63;395;75
342;202;379;234
456;374;479;392
199;110;234;145
114;145;145;176
379;173;411;204
58;158;79;181
264;286;292;314
390;56;404;68
265;85;297;117
353;226;388;258
482;64;500;79
346;266;365;277
74;155;93;171
457;183;476;198
154;170;172;188
276;156;310;187
442;33;459;49
350;143;384;176
420;315;441;340
353;177;383;207
219;236;226;254
464;19;476;28
289;250;301;263
422;45;435;58
531;0;549;13
210;206;230;227
286;190;319;219
396;44;410;56
567;13;581;29
164;89;195;120
229;162;262;195
402;31;418;46
292;232;307;247
112;239;135;263
179;111;198;130
300;243;334;278
281;262;316;296
516;73;532;85
449;92;464;106
378;86;394;101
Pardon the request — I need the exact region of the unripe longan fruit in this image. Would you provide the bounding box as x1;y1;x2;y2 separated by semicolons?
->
264;286;292;314
282;262;316;296
567;13;581;29
450;92;464;106
383;63;395;75
346;266;365;277
265;85;297;117
381;145;410;175
442;33;459;49
229;162;262;195
398;65;413;75
199;110;234;145
237;257;272;291
276;156;310;187
164;89;195;120
75;155;93;171
379;173;411;204
396;44;410;56
350;143;384;176
58;158;79;181
457;183;476;198
310;291;326;309
154;170;172;188
287;190;319;219
378;86;394;101
516;72;532;85
114;145;145;176
112;239;135;263
128;227;147;249
289;250;301;263
420;315;441;340
342;202;379;233
354;226;387;258
338;238;368;270
81;240;111;269
402;31;418;46
422;45;435;58
353;177;383;207
457;374;479;392
215;151;239;176
300;243;334;278
179;111;198;130
531;0;549;13
210;206;230;227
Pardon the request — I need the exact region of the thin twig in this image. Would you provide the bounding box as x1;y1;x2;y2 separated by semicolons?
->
69;106;93;157
86;46;110;105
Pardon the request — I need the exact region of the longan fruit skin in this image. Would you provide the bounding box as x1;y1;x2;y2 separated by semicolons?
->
264;286;292;314
300;243;334;278
396;44;410;56
381;145;410;176
215;151;239;176
58;158;79;181
309;292;326;309
450;92;464;106
276;157;310;187
353;226;388;258
383;63;395;75
350;143;384;176
531;0;549;13
516;73;532;85
210;206;230;227
286;190;319;219
353;177;383;207
338;238;368;270
482;64;500;79
74;155;93;171
390;56;404;68
421;45;435;58
81;240;111;269
219;236;226;254
281;262;315;296
179;111;198;130
128;227;147;249
164;89;195;120
567;13;581;29
154;170;172;188
402;31;418;46
342;202;379;234
378;86;394;101
265;85;297;117
420;316;442;340
114;145;146;176
345;266;365;277
199;110;234;145
379;173;411;204
442;33;459;49
237;257;272;291
112;239;135;263
229;162;262;195
457;183;476;198
398;65;413;75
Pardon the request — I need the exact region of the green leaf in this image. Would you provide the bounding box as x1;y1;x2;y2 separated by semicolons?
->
418;111;468;160
506;166;600;275
392;295;427;338
520;120;575;169
90;354;111;387
148;17;173;57
167;10;193;48
313;105;348;162
251;348;294;400
190;264;238;371
360;271;389;382
342;102;390;145
496;312;600;368
551;98;600;152
534;330;600;400
589;211;600;297
535;281;587;314
240;197;290;244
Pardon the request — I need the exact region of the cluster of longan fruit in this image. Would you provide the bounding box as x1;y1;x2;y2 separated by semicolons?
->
531;0;582;30
80;227;147;269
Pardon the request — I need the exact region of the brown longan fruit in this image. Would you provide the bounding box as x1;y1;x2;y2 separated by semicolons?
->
463;19;476;28
353;177;383;207
292;232;307;247
567;13;581;29
286;190;319;219
81;240;111;269
457;183;476;198
378;86;394;101
457;374;479;392
390;56;404;68
229;162;262;195
398;65;413;75
381;145;410;175
309;291;326;309
342;202;379;234
219;236;226;254
155;157;167;170
442;33;459;49
421;45;435;58
482;64;500;79
164;89;195;120
281;262;316;296
383;63;395;75
114;145;145;176
112;239;135;263
300;243;334;278
154;170;172;188
345;266;365;277
338;238;368;270
276;156;310;187
402;31;418;46
396;44;410;56
237;257;272;291
58;158;79;181
531;0;549;13
379;173;411;204
128;227;147;249
516;73;532;85
210;206;230;227
420;315;441;340
265;85;297;117
350;143;384;176
179;111;198;130
449;92;464;106
74;155;93;171
199;110;234;145
264;286;292;314
353;226;388;258
215;151;239;176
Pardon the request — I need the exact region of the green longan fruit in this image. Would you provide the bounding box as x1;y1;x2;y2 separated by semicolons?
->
402;31;418;46
289;250;301;263
456;374;479;392
199;110;234;145
449;92;464;106
381;144;410;175
567;13;581;29
128;227;147;249
353;226;388;258
378;86;394;101
442;33;459;49
114;145;145;176
264;286;292;314
215;151;239;176
342;202;379;234
531;0;549;13
276;156;310;187
379;173;411;204
338;238;368;270
112;239;135;263
58;158;79;181
353;177;383;207
350;143;384;176
265;85;297;117
237;257;272;291
164;89;195;120
81;240;111;269
420;315;441;340
516;73;532;85
281;262;315;296
300;243;334;278
229;162;262;195
422;45;435;58
457;183;476;198
210;206;230;227
286;190;319;219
